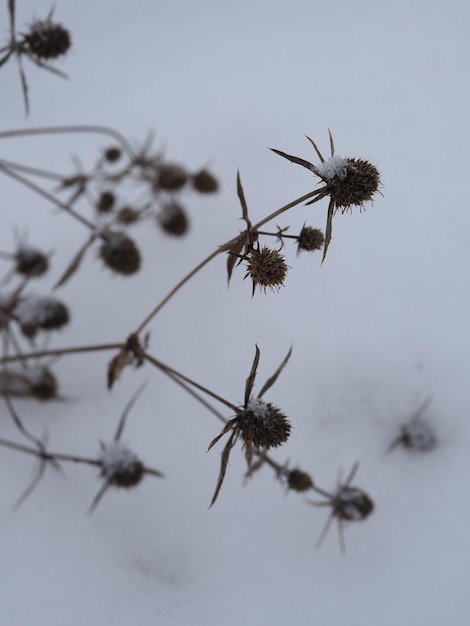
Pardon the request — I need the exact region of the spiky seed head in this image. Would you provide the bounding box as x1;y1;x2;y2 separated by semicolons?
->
157;201;189;236
334;487;374;521
99;232;141;275
15;247;48;277
315;156;380;213
156;164;188;191
192;169;219;193
116;207;141;225
23;20;71;60
99;442;145;488
13;296;70;337
28;366;58;401
296;226;324;254
104;147;122;163
401;421;437;452
287;468;314;492
96;191;116;213
239;397;291;449
245;246;288;294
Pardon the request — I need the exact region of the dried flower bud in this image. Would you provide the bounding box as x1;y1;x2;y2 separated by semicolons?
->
99;442;144;488
104;147;122;163
23;19;71;60
400;421;437;452
157;201;189;237
28;366;58;401
287;468;314;492
13;295;69;337
239;397;291;449
245;246;288;294
116;207;141;225
99;232;141;275
96;191;115;213
156;164;188;191
296;226;324;254
192;169;219;193
334;487;374;521
15;246;48;277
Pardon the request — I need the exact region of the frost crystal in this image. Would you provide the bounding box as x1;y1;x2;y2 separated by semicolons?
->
315;155;349;180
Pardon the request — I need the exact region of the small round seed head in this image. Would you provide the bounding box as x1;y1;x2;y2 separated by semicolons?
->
156;164;188;191
317;156;380;212
14;246;49;277
296;226;325;254
334;487;374;521
99;232;141;275
157;201;189;237
287;468;314;492
401;420;437;452
239;397;291;449
192;169;219;193
99;442;145;488
116;206;141;225
245;246;288;294
23;20;71;60
14;296;70;337
28;366;58;401
104;147;122;163
96;191;116;213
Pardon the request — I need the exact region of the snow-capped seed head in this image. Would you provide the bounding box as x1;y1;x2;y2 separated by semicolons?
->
316;156;380;212
27;366;58;401
23;20;71;60
156;164;188;191
99;442;145;488
401;420;437;452
96;191;116;214
15;246;48;277
287;468;314;492
296;226;324;254
334;487;374;521
157;201;189;236
104;147;122;163
13;296;69;337
192;169;219;193
99;232;141;275
245;246;288;294
239;397;291;449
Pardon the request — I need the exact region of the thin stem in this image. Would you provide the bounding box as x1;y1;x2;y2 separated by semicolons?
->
0;342;124;364
0;157;65;181
134;188;322;334
0;437;99;466
0;163;95;230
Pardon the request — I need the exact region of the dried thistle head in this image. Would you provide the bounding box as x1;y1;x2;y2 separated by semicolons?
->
14;246;49;277
156;164;188;191
287;468;314;493
104;147;122;163
157;201;189;237
296;225;324;255
13;295;70;337
99;232;141;275
96;191;116;214
245;245;288;295
99;442;145;488
28;366;58;401
192;169;219;193
22;18;71;61
387;397;437;453
116;206;141;225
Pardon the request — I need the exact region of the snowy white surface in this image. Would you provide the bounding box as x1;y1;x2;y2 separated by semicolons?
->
1;1;470;625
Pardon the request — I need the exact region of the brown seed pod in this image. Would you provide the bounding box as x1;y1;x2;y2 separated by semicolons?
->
192;169;219;193
13;296;70;337
116;207;141;225
28;367;58;401
23;20;71;60
156;164;188;191
104;147;122;163
296;226;324;254
287;468;314;492
157;201;189;236
239;398;291;449
15;247;49;277
99;232;141;275
96;191;116;213
333;487;374;521
99;442;145;488
245;246;288;294
317;156;380;213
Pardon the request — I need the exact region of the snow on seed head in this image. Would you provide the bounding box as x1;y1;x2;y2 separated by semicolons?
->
99;442;145;488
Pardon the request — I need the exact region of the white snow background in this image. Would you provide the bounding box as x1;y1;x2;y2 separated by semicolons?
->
1;0;469;624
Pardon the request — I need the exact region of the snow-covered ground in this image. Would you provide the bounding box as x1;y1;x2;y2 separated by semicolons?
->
1;1;469;624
